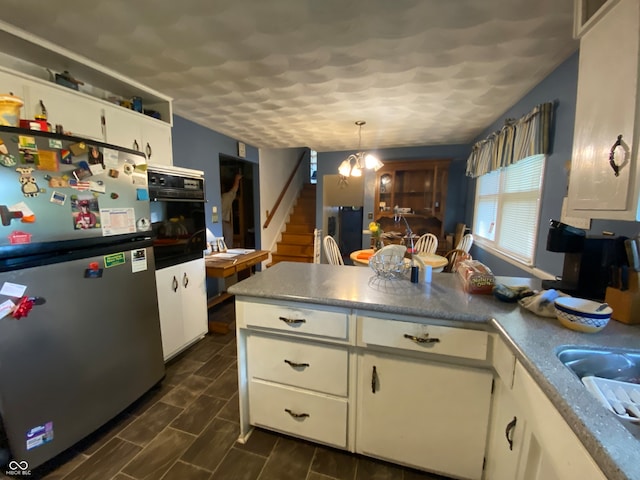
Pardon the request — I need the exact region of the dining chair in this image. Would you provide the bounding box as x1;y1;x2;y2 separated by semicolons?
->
456;233;474;253
414;233;439;254
443;249;470;273
323;235;344;265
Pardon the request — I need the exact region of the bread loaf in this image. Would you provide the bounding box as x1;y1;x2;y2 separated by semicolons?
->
457;259;495;294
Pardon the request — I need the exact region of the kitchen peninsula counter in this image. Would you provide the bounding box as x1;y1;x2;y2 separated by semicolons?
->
228;262;640;480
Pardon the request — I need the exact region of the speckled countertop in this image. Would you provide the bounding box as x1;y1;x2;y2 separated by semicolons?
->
228;262;640;480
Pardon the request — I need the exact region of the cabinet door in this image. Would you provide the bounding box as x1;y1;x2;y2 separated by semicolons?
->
485;378;527;480
103;104;142;151
104;105;172;165
179;258;208;346
155;264;185;360
513;362;607;480
357;351;493;480
567;0;640;218
25;81;104;140
141;118;173;166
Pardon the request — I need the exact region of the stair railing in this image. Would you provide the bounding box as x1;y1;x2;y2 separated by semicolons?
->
263;149;308;229
313;228;322;264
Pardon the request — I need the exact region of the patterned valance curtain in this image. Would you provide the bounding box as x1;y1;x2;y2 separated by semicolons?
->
465;102;553;178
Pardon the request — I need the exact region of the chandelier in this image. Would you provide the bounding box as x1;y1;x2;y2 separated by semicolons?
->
338;121;384;177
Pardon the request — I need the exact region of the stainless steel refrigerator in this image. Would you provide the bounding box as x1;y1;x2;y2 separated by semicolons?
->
0;126;164;469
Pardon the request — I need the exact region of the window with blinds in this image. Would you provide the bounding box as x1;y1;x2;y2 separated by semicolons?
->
472;154;545;265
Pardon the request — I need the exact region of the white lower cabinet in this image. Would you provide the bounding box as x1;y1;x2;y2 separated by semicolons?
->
237;302;606;479
485;378;527;480
244;332;350;448
155;258;207;361
511;362;607;480
356;327;493;480
486;355;607;480
249;379;348;448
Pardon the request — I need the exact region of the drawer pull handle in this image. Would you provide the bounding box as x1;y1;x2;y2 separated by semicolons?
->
171;276;179;292
284;359;310;368
279;316;306;325
505;416;517;450
285;408;309;419
403;333;440;344
372;365;378;394
183;272;189;288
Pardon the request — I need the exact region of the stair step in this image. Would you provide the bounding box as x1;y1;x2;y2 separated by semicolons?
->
276;243;314;256
271;253;314;264
281;232;314;244
270;183;316;267
285;223;315;234
289;213;315;224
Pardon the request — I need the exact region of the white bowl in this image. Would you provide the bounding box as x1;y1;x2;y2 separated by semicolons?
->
369;245;409;279
554;297;612;333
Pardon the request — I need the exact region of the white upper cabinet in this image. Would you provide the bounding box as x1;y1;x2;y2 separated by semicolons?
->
25;80;105;141
573;0;620;38
103;105;173;165
567;0;640;220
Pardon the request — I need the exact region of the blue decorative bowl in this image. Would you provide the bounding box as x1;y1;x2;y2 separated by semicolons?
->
554;297;612;333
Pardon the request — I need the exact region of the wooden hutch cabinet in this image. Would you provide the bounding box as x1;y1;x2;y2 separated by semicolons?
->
374;159;450;244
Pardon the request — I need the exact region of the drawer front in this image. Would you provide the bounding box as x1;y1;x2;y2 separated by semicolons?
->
249;379;347;448
248;335;348;396
359;316;488;361
238;300;349;339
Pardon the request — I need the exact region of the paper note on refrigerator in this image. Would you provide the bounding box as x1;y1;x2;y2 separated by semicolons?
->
100;208;136;236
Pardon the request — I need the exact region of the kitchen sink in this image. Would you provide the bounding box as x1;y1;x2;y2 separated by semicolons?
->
557;347;640;383
558;347;640;431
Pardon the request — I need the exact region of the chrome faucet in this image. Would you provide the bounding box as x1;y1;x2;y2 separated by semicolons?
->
393;210;414;254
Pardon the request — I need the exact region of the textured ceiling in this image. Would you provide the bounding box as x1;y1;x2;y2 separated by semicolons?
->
0;0;577;152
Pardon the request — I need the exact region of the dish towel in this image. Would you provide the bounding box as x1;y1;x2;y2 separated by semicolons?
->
518;289;569;317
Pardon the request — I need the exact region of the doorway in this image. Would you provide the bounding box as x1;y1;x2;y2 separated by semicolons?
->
220;156;257;249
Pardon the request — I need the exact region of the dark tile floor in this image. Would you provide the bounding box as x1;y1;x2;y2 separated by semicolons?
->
10;299;448;480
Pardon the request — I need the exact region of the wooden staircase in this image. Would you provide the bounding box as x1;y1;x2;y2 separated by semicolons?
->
270;184;316;266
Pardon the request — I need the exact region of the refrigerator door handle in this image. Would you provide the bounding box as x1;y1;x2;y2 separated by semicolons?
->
183;272;189;288
172;276;179;292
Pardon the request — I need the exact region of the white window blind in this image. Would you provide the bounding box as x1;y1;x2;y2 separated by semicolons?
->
473;154;545;265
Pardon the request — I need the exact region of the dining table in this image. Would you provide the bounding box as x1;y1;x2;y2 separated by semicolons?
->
350;248;449;272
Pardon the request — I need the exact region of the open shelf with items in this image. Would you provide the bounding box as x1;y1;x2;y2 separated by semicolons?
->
0;20;172;124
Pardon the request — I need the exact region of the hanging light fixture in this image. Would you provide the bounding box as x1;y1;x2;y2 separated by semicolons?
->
338;121;384;178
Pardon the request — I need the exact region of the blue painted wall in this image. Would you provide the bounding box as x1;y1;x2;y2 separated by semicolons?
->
469;51;639;278
171;115;259;242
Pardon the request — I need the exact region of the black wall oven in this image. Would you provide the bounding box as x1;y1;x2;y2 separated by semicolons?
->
147;165;206;270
